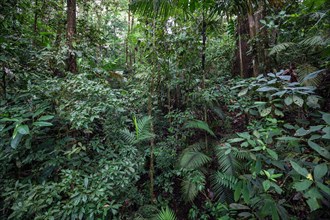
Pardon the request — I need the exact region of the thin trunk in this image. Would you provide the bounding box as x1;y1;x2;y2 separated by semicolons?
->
148;12;156;204
238;20;244;77
66;0;77;73
248;13;259;77
33;0;38;33
201;2;208;150
126;2;130;68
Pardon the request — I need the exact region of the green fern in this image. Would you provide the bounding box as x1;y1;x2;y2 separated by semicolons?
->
184;119;216;137
155;206;177;220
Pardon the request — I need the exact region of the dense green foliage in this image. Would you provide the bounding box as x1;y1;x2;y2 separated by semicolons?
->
1;0;329;219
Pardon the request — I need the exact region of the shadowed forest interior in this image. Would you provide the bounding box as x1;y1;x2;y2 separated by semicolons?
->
0;0;330;219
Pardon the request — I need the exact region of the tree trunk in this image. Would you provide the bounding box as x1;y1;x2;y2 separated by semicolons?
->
66;0;77;73
232;16;253;78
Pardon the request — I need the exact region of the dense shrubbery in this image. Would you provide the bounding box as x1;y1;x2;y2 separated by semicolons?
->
1;0;329;219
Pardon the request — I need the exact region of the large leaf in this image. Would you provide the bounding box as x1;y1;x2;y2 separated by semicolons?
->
184;120;215;137
179;151;210;169
11;133;24;149
290;161;309;178
313;163;328;181
293;179;313;191
17;125;30;135
293;95;304;107
308;140;330;159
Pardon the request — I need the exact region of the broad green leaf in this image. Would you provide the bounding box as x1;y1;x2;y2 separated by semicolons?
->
293;95;304;107
266;149;278;160
271;90;286;97
256;86;278;92
38;115;54;121
322;127;330;139
242;185;250;203
306;95;320;108
229;203;250;210
33;121;53;127
305;187;322;199
295;127;310;136
234;181;242;202
306;198;320;211
309;125;324;132
314;163;328;180
228;138;244;143
17;125;29;135
284;96;293;106
0;118;19;122
274;109;284;117
11;133;23;149
290;161;309;177
316;182;330;195
263;180;271;192
293;179;313;191
322;113;330;125
260;107;272;117
238;88;248;97
277;136;300;141
308;140;330;159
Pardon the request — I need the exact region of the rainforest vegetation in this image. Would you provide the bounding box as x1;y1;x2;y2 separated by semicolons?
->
0;0;330;219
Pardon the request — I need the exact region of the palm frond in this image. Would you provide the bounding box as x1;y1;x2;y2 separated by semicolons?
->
211;171;238;200
121;128;136;145
299;35;328;47
155;206;177;220
184;119;216;137
269;42;295;56
298;65;326;87
130;0;175;19
181;171;205;202
179;150;211;170
121;116;155;145
216;147;242;174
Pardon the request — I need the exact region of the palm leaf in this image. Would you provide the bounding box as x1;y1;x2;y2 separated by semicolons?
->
179;150;211;170
184;119;216;137
269;42;295;56
216;147;242;174
211;171;238;201
181;171;205;202
121;116;155;144
155;206;177;220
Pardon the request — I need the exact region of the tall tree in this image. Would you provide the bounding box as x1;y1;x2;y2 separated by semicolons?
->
67;0;77;73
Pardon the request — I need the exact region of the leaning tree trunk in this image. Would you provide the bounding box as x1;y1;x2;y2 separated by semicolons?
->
66;0;77;73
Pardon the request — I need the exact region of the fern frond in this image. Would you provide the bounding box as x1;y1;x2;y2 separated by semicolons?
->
184;119;216;137
269;42;295;56
179;151;211;170
155;207;177;220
